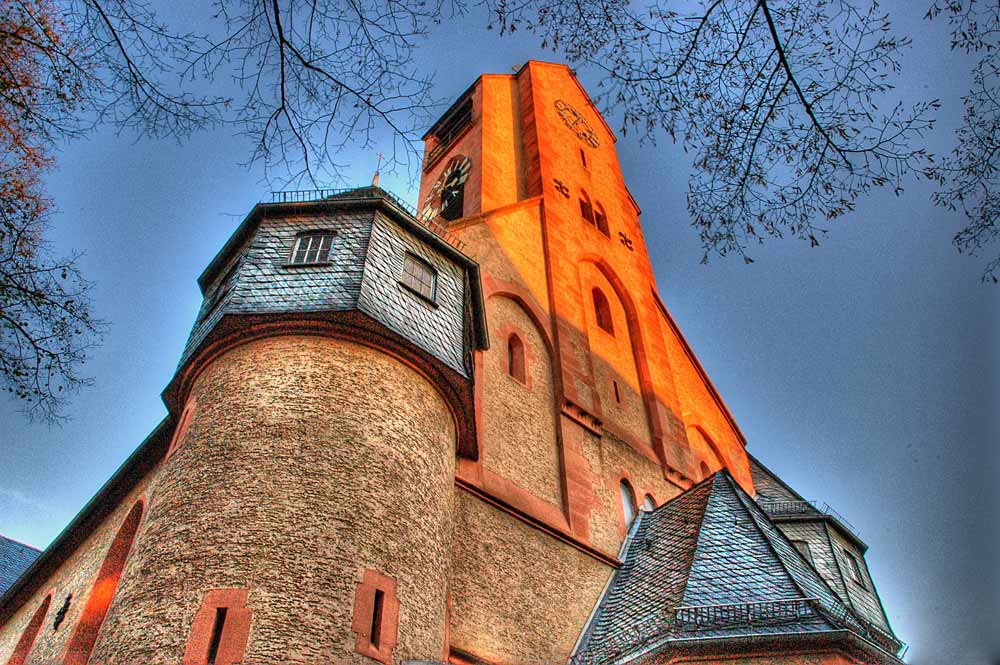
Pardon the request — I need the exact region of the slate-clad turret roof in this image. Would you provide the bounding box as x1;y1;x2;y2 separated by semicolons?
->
573;472;903;664
0;534;40;596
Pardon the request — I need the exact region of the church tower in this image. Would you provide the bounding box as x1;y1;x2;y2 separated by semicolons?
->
0;62;905;665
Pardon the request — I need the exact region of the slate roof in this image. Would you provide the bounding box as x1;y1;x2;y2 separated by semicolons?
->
573;472;903;664
0;534;41;596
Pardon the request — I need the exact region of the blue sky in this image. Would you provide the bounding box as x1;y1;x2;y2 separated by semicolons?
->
0;2;996;663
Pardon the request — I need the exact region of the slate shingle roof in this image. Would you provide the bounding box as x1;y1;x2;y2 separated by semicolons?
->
574;472;903;664
0;534;40;596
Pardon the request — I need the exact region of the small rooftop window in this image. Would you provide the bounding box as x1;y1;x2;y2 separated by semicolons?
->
843;549;868;588
289;231;335;265
792;540;814;565
401;254;437;302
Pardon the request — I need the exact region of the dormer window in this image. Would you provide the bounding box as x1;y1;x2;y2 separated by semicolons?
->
202;261;240;321
289;231;335;265
401;253;437;302
843;549;868;588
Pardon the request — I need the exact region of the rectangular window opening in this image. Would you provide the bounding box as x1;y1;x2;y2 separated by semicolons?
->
844;549;867;588
580;147;587;168
206;607;228;665
613;380;621;403
792;540;814;565
370;589;385;649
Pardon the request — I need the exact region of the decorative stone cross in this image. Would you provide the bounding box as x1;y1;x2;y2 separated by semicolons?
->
618;231;634;251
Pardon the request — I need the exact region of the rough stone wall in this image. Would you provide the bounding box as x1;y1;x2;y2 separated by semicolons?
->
577;261;651;451
358;211;469;374
479;294;562;506
92;336;456;664
828;529;890;630
655;305;752;488
448;490;611;664
0;472;157;665
577;427;682;554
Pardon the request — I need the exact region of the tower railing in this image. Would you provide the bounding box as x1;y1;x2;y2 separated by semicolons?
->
757;498;860;539
674;597;818;630
268;187;466;252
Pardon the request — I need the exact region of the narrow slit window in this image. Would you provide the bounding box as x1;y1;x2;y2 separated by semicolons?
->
592;288;614;334
206;607;228;664
401;254;437;302
579;195;595;227
612;380;621;403
594;203;610;236
289;231;335;265
507;334;526;384
580;147;587;168
370;589;385;649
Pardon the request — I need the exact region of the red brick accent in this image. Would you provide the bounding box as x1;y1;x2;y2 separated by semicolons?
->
5;595;50;665
181;588;252;665
351;569;400;665
62;499;145;665
166;395;197;459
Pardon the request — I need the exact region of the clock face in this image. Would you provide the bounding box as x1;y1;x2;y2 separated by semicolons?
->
554;99;599;148
420;155;472;222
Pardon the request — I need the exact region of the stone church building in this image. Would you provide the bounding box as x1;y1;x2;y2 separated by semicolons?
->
0;62;905;664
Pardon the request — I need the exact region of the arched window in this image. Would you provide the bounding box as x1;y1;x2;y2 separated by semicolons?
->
700;461;711;479
593;202;610;236
642;495;656;512
6;595;51;665
579;191;595;227
592;288;614;334
507;334;526;384
619;479;637;528
64;501;144;665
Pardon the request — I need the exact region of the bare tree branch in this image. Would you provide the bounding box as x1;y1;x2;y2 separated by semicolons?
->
489;0;938;262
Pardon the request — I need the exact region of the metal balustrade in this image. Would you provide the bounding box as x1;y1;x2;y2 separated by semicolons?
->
269;188;466;252
757;498;860;538
675;597;818;630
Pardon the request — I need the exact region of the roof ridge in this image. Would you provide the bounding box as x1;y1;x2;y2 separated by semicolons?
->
713;472;816;604
0;533;40;553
